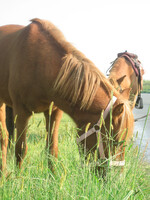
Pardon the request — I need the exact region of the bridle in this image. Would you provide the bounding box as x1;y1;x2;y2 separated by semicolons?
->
76;96;125;166
107;51;144;109
118;51;143;109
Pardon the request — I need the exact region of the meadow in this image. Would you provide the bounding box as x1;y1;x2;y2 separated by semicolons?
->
0;113;150;200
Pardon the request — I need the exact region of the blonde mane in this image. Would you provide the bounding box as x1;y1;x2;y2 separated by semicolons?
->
54;53;111;110
116;99;134;144
31;18;117;110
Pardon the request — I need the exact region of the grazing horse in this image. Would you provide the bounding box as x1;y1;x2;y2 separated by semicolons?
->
6;51;144;148
0;19;134;172
107;51;144;109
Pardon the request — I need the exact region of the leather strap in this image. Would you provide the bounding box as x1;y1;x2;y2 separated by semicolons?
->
77;96;117;159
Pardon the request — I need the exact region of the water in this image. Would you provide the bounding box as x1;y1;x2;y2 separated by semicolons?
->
133;93;150;161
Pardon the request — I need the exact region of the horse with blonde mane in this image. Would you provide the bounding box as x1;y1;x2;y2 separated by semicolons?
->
6;52;144;149
108;51;144;109
0;19;134;173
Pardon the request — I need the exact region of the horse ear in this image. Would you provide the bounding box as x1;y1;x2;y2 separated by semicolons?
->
113;103;124;117
117;75;126;85
121;88;131;99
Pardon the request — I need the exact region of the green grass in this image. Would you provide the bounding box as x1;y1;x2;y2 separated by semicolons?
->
0;113;150;200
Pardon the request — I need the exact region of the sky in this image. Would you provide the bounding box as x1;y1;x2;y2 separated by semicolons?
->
0;0;150;80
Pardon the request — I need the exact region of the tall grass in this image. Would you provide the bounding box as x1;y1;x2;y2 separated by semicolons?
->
0;113;149;200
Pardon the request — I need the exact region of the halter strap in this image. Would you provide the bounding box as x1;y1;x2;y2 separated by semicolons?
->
76;96;117;159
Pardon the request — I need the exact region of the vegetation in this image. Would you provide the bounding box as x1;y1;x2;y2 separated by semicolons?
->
0;113;150;200
142;80;150;93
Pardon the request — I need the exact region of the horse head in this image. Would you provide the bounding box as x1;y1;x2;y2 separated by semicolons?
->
108;51;145;109
77;88;134;164
101;88;134;160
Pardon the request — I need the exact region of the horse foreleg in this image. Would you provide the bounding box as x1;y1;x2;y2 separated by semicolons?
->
6;106;14;147
44;107;63;167
13;106;31;168
0;104;8;172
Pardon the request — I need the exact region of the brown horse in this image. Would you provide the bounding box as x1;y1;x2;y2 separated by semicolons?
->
6;52;144;149
0;19;134;172
108;51;144;109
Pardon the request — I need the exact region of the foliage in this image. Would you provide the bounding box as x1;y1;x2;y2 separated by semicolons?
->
0;113;149;200
142;80;150;93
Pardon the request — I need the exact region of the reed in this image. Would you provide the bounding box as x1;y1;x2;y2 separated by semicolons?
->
0;112;149;200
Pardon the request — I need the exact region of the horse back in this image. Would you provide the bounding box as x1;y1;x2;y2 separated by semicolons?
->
0;21;64;111
0;25;24;104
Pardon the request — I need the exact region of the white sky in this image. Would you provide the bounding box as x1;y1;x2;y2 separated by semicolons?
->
0;0;150;80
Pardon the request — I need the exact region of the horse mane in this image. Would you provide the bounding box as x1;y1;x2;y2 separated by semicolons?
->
31;18;116;110
54;53;111;110
31;18;79;54
31;18;66;44
117;98;134;141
